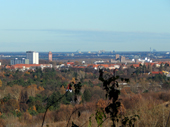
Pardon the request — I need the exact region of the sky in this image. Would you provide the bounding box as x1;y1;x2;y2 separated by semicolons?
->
0;0;170;52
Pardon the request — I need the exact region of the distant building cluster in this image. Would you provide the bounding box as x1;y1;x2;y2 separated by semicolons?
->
3;51;170;77
10;51;53;65
10;51;39;65
8;51;53;71
109;54;129;63
132;57;152;63
6;64;53;71
94;60;105;64
3;51;170;78
109;54;153;64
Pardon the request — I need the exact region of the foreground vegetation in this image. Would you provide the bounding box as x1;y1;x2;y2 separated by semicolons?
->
1;63;170;127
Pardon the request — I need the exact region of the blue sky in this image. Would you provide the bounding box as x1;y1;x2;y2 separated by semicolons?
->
0;0;170;52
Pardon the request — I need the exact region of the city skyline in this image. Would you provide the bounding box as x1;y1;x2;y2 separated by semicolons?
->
0;0;170;52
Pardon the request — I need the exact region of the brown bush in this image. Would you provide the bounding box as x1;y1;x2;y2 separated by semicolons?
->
20;103;28;112
121;94;142;109
0;99;19;113
20;112;32;122
54;105;73;122
0;119;5;127
158;92;170;101
96;99;108;109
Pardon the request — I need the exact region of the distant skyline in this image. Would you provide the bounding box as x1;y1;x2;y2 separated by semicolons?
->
0;0;170;52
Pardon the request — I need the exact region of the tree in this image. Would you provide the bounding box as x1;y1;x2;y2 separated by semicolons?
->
147;63;152;72
60;85;66;95
127;68;135;76
82;89;92;102
165;63;169;70
0;79;2;87
47;91;61;110
62;92;74;104
41;81;82;127
87;69;139;127
159;63;164;71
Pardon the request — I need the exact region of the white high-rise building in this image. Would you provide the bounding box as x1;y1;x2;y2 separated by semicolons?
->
26;51;39;64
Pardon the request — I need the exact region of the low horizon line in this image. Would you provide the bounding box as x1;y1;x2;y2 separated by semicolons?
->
0;51;169;53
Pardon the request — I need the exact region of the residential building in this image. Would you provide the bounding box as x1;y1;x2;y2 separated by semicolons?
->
6;64;52;71
26;51;39;64
10;58;29;65
67;62;74;66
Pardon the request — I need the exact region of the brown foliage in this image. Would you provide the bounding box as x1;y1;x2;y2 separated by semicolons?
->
38;86;44;91
0;119;6;127
25;84;44;98
32;105;37;111
0;79;2;88
118;103;126;115
96;99;108;109
0;99;19;113
54;105;73;122
11;85;23;100
20;103;28;112
9;74;13;78
59;85;65;95
20;112;33;122
121;94;143;109
159;92;170;102
19;90;28;103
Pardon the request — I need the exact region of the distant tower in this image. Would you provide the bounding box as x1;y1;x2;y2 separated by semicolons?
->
48;51;52;62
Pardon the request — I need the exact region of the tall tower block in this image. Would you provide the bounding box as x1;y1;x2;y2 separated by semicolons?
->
48;51;52;62
115;54;119;60
26;51;39;64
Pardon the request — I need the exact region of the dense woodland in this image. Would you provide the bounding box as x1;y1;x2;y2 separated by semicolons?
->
1;62;170;127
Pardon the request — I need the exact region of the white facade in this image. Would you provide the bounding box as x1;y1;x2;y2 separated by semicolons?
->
26;51;39;64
